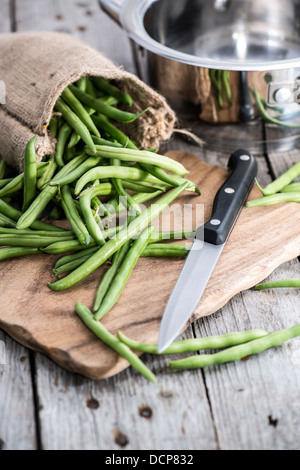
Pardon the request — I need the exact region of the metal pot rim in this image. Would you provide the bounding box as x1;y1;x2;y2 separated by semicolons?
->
120;0;300;71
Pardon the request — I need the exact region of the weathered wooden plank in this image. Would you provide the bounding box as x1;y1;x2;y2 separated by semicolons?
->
0;331;37;450
14;0;135;73
35;328;217;450
195;260;300;450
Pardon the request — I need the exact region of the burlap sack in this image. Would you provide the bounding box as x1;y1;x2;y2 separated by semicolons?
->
0;32;176;171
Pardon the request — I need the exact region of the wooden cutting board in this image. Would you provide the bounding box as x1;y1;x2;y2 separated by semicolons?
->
0;151;299;380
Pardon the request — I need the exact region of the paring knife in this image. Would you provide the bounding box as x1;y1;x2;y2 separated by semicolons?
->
158;149;258;353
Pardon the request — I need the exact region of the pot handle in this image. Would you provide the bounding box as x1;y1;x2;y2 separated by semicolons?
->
99;0;125;26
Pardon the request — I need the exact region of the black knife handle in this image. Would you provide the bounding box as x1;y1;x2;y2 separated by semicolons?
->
198;149;258;246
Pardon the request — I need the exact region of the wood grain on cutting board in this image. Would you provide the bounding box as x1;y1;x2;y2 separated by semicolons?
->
0;150;299;380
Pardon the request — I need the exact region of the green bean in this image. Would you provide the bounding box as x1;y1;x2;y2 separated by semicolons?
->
77;77;87;92
247;192;300;207
256;162;300;196
92;77;133;106
22;136;38;211
49;156;102;187
61;185;91;246
0;198;67;232
55;98;96;153
281;183;300;193
168;324;300;370
149;229;196;243
117;329;270;355
37;154;57;190
0;162;49;198
85;146;189;176
68;132;81;149
122;180;165;194
92;136;123;148
141;243;190;258
92;114;137;149
252;88;300;128
48;183;189;291
79;185;107;246
0;178;14;189
222;70;232;105
69;85;147;123
0;246;40;261
93;235;133;313
94;225;155;320
0;235;73;248
75;303;157;383
0;227;74;238
0;157;6;180
0;213;17;228
53;254;92;277
55;122;72;167
61;87;100;137
74;165;177;196
48;116;58;138
255;279;300;289
16;154;87;230
111;158;141;216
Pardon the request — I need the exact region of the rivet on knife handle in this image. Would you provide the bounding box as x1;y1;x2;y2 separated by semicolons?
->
198;149;258;246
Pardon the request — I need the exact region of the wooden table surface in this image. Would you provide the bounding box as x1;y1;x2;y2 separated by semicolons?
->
0;0;299;451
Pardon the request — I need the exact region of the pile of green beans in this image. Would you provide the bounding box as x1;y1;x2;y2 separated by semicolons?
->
0;75;202;381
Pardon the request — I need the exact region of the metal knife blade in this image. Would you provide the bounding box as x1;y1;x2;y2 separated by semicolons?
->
158;149;258;353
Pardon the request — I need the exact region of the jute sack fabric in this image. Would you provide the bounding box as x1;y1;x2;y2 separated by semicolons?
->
0;31;176;171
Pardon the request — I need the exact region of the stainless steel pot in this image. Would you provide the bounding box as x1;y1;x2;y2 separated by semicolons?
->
99;0;300;153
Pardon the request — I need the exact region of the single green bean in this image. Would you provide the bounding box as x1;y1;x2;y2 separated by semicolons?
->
0;227;74;238
149;229;196;243
222;70;232;105
75;303;157;383
141;243;190;258
37;154;57;190
22;136;38;211
85;146;189;176
55;122;72;167
0;157;6;180
16;154;87;230
91;136;123;148
281;183;300;193
92;77;133;106
94;225;155;320
77;77;87;92
256;279;300;289
48;116;58;138
0;178;14;189
0;235;73;248
117;329;270;355
0;162;49;199
0;246;40;261
252;88;300;128
69;85;147;123
168;324;300;370
61;87;100;137
68;132;81;149
247;192;300;207
79;186;106;246
92;114;137;149
48;183;189;291
55;98;96;153
256;162;300;196
61;185;91;246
